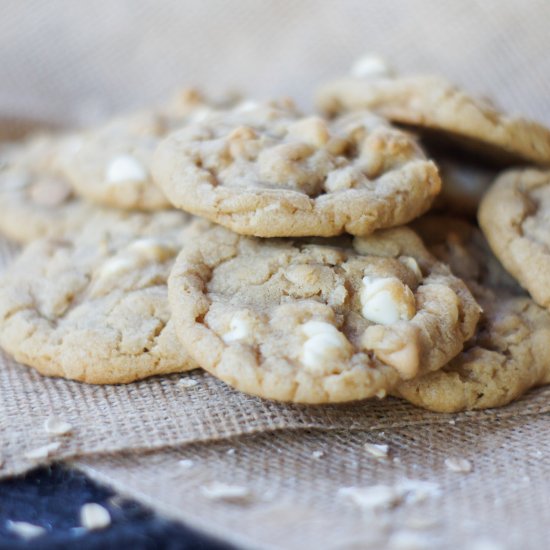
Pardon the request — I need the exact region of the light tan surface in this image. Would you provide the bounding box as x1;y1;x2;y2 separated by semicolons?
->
479;169;550;309
154;105;440;237
168;222;479;403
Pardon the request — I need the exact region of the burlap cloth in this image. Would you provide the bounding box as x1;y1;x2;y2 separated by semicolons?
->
2;1;550;548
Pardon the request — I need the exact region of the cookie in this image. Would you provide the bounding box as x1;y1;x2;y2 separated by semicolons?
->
153;102;441;237
0;135;94;243
60;89;234;211
316;61;550;165
395;216;550;412
479;169;550;308
0;210;197;383
167;222;480;403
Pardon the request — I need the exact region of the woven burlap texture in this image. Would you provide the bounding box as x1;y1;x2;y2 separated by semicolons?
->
75;417;549;550
2;1;550;548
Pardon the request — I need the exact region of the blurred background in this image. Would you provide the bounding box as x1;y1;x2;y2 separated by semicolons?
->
1;0;549;128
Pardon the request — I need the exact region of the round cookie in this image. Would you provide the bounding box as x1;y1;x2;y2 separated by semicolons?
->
0;209;197;383
395;216;550;412
167;222;480;404
479;169;550;308
153;102;441;237
0;134;95;244
60;89;235;211
316;70;550;165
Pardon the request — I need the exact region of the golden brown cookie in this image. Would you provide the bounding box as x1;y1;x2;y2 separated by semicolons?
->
0;210;197;383
395;216;550;412
479;169;550;308
0;134;95;243
153;102;441;237
316;72;550;165
60;89;235;211
168;222;480;404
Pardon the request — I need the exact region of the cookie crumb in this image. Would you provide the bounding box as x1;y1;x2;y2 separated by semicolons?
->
177;378;198;389
24;441;61;460
200;482;251;502
444;457;472;473
364;443;389;459
448;419;456;425
178;459;195;469
226;448;236;456
80;503;111;531
6;521;46;540
311;450;324;459
44;417;73;436
338;485;401;511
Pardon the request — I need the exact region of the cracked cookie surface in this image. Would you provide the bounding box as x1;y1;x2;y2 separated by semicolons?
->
60;89;234;211
168;222;479;403
479;169;550;309
395;216;550;412
0;210;196;383
153;102;441;237
0;134;95;243
316;75;550;165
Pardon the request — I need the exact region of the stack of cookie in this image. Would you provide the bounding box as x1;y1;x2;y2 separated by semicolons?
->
2;57;550;412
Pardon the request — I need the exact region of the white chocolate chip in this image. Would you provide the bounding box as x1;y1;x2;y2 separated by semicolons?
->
445;457;472;473
80;503;111;531
106;155;147;183
351;54;393;79
200;482;251;502
222;312;253;343
44;417;73;436
6;521;46;540
287;116;330;147
360;276;416;325
301;321;352;372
